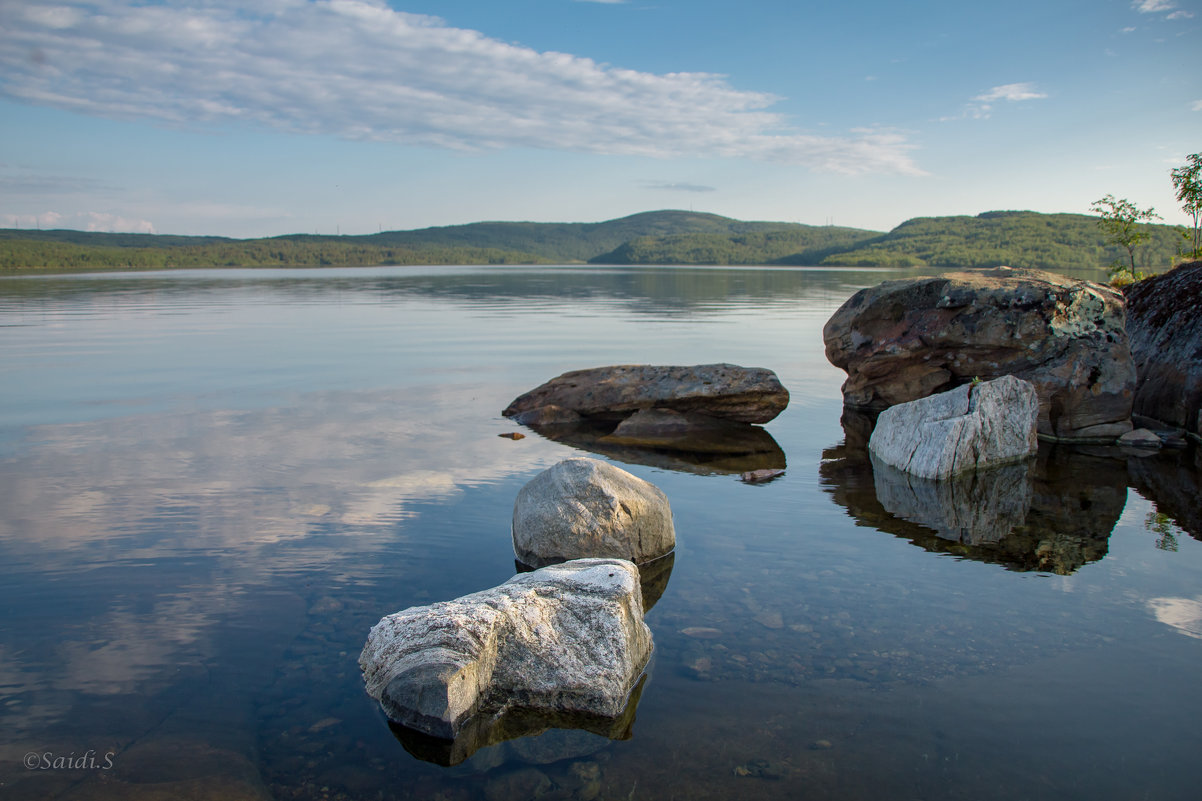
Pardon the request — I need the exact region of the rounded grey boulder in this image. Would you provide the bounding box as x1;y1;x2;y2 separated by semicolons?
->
513;458;675;568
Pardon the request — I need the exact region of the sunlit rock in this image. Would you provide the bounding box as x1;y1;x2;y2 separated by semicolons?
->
360;559;652;746
868;375;1039;478
823;268;1135;441
512;458;675;568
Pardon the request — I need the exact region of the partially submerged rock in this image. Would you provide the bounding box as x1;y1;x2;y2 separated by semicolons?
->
360;559;652;745
823;268;1135;441
512;458;675;568
503;363;789;425
868;375;1039;479
600;408;782;454
1124;260;1202;443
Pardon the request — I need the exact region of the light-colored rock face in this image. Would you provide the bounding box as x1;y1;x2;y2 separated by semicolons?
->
1124;260;1202;441
823;268;1135;441
512;458;675;568
868;375;1039;479
502;363;790;425
360;559;652;744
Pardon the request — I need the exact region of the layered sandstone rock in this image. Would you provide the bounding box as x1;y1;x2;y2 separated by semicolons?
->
823;268;1135;441
503;363;789;425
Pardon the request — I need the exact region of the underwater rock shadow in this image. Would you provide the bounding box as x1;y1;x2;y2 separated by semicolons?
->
820;409;1126;575
387;671;649;768
516;418;787;477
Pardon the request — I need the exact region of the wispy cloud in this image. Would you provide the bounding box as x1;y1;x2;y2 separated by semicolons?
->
942;82;1048;121
1132;0;1194;17
1192;99;1202;111
0;0;922;175
973;83;1049;103
3;211;156;233
643;182;718;193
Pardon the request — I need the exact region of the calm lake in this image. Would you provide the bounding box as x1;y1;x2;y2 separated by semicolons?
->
1;265;1199;801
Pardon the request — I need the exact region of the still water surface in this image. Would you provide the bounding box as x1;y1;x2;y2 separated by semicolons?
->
1;266;1199;800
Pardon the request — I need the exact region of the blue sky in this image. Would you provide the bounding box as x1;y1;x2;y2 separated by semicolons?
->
1;0;1198;237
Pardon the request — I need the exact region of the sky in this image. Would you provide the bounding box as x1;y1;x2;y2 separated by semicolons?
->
0;0;1198;238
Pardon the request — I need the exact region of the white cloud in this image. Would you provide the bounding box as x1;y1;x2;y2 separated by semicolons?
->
0;0;922;175
941;83;1047;122
2;210;155;233
643;182;717;193
973;83;1049;103
1192;99;1202;111
1132;0;1192;16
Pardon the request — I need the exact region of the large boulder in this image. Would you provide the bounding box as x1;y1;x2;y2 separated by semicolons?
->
360;559;652;743
503;363;789;425
868;375;1039;479
512;458;675;568
1124;260;1202;442
823;268;1135;441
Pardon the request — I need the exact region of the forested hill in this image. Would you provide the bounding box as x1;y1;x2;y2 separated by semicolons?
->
0;209;1188;272
816;211;1185;271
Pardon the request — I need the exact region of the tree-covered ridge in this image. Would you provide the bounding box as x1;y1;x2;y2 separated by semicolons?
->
0;238;542;271
0;209;1189;273
819;211;1185;271
1;210;829;270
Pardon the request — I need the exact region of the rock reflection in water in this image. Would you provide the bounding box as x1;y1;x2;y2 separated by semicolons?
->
388;672;647;768
517;418;787;476
871;458;1033;546
1127;446;1202;542
821;410;1126;574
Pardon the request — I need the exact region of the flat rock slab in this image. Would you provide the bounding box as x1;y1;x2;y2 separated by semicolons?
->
513;457;675;568
503;363;789;424
360;559;652;744
823;267;1135;441
868;375;1039;479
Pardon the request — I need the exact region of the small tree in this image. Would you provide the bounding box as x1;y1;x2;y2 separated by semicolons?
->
1090;194;1162;282
1170;152;1202;260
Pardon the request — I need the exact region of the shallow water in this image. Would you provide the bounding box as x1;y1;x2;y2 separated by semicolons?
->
0;265;1199;801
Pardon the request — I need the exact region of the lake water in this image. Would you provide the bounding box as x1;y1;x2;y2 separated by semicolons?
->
1;265;1199;801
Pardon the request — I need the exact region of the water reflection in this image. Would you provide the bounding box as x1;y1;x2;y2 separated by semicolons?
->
515;418;787;476
1127;446;1202;542
389;673;647;768
820;410;1126;574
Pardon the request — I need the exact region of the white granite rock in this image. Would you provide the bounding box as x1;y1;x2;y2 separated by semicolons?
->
868;375;1039;479
512;458;675;567
360;558;652;741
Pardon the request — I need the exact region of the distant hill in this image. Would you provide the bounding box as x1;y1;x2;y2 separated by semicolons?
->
0;209;1188;272
817;211;1185;271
